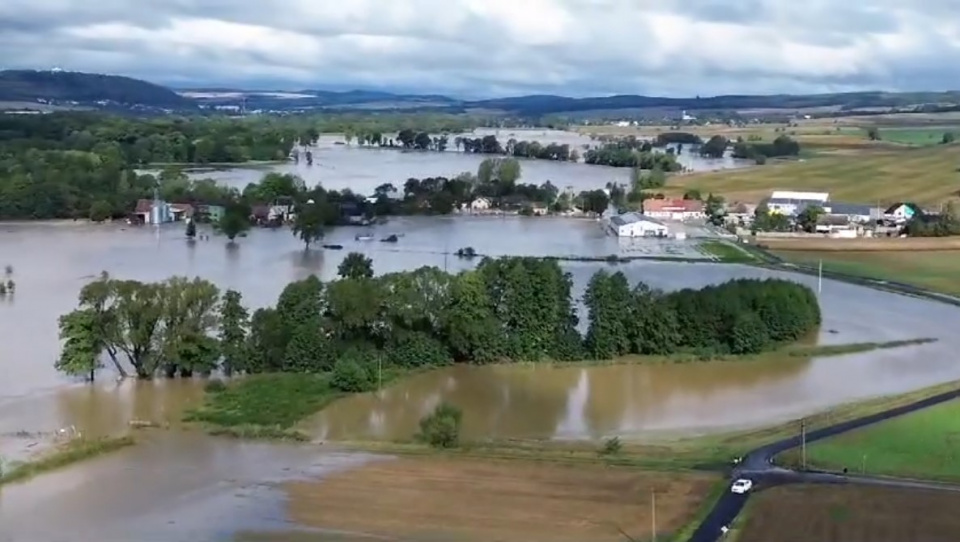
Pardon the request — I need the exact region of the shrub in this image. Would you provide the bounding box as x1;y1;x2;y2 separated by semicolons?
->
204;380;227;393
417;403;463;449
331;356;373;393
599;436;623;456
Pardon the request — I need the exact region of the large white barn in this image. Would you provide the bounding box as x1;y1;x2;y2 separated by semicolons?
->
608;212;669;237
766;191;830;216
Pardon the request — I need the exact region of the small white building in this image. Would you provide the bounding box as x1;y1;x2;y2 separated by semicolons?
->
608;212;669;237
766;190;830;216
469;197;492;211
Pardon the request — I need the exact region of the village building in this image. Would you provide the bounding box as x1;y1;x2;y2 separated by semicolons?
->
642;198;706;221
608;212;669;237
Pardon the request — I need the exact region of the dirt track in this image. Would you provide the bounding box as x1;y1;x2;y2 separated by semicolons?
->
284;456;716;542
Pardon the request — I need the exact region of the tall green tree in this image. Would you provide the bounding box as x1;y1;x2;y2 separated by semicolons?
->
218;289;249;376
337;252;374;280
292;201;326;250
218;205;250;243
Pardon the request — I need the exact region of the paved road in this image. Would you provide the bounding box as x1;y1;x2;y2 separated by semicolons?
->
688;386;960;542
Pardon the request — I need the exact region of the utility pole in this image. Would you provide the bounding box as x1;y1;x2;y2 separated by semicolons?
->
817;259;823;295
800;418;807;470
861;454;867;474
651;490;657;542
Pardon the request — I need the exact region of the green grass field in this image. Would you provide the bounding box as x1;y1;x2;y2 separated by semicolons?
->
669;144;960;205
876;127;958;146
774;250;960;296
781;399;960;482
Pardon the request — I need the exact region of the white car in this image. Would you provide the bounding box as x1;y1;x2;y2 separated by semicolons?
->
730;479;753;494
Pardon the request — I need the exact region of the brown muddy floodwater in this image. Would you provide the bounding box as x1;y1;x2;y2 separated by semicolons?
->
1;219;960;540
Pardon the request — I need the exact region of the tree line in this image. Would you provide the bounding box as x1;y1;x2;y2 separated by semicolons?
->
57;256;821;383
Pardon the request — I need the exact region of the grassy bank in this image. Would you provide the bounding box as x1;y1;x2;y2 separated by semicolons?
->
780;398;960;481
665;144;959;205
772;248;960;297
0;436;134;486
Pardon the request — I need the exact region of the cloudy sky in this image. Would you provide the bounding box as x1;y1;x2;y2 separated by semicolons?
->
2;0;959;98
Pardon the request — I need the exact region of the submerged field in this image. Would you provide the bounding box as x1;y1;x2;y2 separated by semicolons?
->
781;399;960;481
283;456;717;542
771;248;960;296
739;485;960;542
666;144;960;205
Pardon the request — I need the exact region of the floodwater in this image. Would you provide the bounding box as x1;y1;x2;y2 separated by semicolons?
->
0;432;383;542
2;214;960;539
189;129;750;195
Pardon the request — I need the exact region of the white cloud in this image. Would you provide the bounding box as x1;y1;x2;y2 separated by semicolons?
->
2;0;960;96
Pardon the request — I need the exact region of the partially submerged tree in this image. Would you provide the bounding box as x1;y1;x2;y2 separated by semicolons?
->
218;205;250;243
337;252;374;280
291;200;326;250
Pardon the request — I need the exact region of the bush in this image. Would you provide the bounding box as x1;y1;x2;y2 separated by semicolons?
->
331;356;373;393
204;379;227;393
417;403;463;449
599;436;623;456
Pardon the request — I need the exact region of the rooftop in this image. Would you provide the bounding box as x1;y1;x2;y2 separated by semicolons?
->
610;212;665;227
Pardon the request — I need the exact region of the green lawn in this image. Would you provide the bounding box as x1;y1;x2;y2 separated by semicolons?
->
877;127;958;146
774;250;960;297
782;399;960;481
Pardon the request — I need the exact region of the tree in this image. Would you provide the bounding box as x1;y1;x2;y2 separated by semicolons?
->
578;189;610;216
218;290;249;375
337;252;374;280
796;204;824;233
218;205;250;243
943;132;956;144
699;135;728;158
185;218;197;239
56;309;104;381
291;201;325;250
89;200;112;223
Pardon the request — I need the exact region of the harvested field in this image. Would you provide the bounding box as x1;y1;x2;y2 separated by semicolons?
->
739;485;960;542
666;144;960;205
771;248;960;296
284;456;716;542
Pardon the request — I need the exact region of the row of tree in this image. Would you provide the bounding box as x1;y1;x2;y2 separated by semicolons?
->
57;256;821;382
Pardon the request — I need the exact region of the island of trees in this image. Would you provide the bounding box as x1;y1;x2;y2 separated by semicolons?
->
57;256;821;383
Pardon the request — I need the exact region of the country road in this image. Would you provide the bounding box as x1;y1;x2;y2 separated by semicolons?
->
687;384;960;542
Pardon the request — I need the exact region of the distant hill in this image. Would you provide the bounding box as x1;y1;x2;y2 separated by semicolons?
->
0;70;193;108
467;91;960;116
4;68;959;117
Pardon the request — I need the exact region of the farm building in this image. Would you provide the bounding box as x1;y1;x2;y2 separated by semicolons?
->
766;190;830;216
608;212;669;237
823;202;877;223
643;198;706;221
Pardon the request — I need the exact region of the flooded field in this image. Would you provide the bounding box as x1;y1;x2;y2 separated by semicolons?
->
0;432;382;541
189;129;750;195
2;215;960;540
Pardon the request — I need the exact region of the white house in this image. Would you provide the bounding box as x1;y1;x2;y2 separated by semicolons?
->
884;202;923;223
642;198;706;221
766;191;830;216
608;212;669;237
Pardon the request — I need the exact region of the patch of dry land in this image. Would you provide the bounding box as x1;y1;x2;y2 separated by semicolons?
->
666;144;960;206
284;456;716;542
739;485;960;542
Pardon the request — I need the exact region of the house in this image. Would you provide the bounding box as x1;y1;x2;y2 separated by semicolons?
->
268;197;295;222
169;203;194;222
608;212;669;237
823;202;876;223
642;198;706;221
884;202;923;223
250;205;270;224
133;198;190;225
469;197;492;211
530;203;549;216
766;191;830;216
